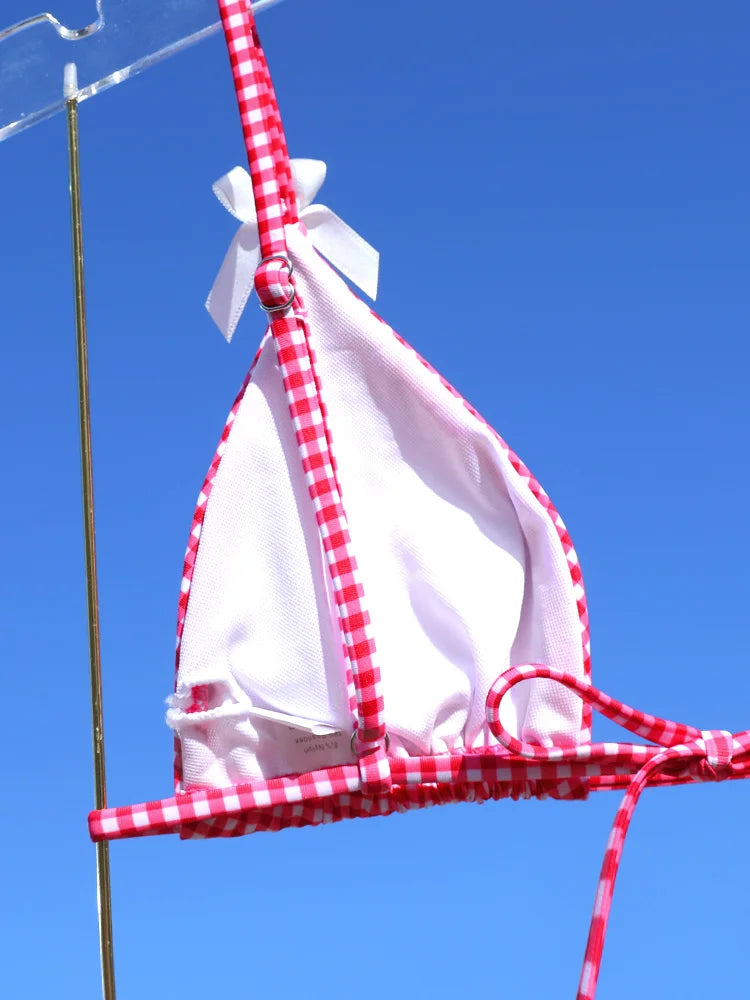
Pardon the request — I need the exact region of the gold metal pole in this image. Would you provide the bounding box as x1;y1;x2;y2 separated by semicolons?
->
64;62;117;1000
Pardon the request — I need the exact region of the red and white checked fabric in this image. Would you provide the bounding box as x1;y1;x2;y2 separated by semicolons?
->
219;1;298;256
90;696;748;839
487;664;750;999
385;324;593;744
218;0;388;788
99;0;595;835
86;5;750;995
102;0;595;833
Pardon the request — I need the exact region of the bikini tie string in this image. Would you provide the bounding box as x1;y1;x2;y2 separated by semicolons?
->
486;664;750;1000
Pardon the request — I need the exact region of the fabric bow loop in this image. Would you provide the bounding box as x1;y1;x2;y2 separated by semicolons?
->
206;159;380;341
485;665;750;1000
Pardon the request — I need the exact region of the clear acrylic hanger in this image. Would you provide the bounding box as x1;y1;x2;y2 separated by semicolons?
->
0;0;284;142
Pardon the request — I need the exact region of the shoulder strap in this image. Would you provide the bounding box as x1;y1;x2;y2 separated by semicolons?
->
217;0;391;792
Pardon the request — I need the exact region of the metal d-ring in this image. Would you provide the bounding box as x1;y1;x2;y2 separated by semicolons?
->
351;730;391;756
258;253;296;313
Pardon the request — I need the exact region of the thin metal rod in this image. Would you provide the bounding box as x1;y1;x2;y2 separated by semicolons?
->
65;62;117;1000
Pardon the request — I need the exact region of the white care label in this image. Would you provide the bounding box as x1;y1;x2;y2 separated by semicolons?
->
242;706;354;775
286;730;352;773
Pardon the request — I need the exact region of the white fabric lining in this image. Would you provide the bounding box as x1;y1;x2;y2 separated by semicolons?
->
170;223;585;789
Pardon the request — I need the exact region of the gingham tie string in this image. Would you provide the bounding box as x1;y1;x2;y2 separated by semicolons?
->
486;664;750;1000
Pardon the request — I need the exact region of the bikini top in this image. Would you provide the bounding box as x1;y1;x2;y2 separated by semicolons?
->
88;4;750;998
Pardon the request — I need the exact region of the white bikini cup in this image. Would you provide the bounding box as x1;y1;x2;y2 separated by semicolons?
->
168;222;588;791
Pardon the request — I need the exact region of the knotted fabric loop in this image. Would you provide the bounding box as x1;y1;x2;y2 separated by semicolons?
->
255;254;296;313
486;662;707;760
207;159;380;341
355;744;392;796
695;729;736;781
350;729;392;794
486;664;750;1000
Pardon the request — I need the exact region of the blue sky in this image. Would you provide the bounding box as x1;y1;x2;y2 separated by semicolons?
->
2;1;749;996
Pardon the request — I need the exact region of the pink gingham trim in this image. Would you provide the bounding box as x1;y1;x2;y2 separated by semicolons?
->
90;750;588;841
302;260;593;741
384;322;593;741
487;664;750;1000
219;1;298;258
173;343;265;789
174;347;264;662
218;0;388;766
90;715;749;843
90;10;750;999
267;300;387;753
254;256;295;312
175;0;592;787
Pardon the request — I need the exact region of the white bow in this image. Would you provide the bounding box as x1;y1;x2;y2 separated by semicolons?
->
206;159;380;342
